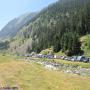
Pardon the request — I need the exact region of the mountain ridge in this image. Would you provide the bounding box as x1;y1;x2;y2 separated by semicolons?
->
0;12;37;39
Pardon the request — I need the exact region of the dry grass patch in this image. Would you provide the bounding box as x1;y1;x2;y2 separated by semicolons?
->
0;56;90;90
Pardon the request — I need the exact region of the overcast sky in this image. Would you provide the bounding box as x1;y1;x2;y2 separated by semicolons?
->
0;0;57;30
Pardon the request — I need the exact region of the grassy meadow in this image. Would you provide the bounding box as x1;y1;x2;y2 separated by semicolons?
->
0;55;90;90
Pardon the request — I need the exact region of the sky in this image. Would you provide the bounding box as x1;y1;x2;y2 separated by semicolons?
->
0;0;57;30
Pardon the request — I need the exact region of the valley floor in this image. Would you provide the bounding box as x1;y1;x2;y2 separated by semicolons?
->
0;55;90;90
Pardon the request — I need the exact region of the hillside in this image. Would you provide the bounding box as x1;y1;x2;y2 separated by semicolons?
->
0;12;36;39
10;0;90;55
29;0;90;55
80;35;90;57
1;0;90;55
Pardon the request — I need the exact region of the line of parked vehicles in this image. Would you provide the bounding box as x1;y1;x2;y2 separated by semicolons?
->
22;53;90;63
58;56;90;63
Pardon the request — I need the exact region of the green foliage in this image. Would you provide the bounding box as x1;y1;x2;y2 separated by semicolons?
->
0;41;9;50
81;35;90;56
40;48;53;55
61;32;82;56
3;0;90;55
28;0;90;55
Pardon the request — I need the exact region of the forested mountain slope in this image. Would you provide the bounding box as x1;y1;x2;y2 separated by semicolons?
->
2;0;90;55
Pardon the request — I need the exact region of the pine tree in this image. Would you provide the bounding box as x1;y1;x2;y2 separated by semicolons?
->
72;33;81;55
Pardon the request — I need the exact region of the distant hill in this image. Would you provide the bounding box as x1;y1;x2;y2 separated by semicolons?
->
0;12;36;39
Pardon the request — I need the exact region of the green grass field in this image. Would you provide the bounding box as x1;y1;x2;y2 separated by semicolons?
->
0;55;90;90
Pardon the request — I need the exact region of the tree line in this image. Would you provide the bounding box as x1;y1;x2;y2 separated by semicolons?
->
25;0;90;56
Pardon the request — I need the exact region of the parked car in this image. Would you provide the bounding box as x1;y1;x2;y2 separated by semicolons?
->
76;56;85;62
46;55;54;59
82;58;89;63
89;58;90;63
54;55;62;59
61;56;66;60
70;56;77;61
64;57;68;60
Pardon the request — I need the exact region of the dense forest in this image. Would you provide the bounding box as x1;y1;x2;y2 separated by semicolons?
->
27;0;90;56
0;0;90;56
